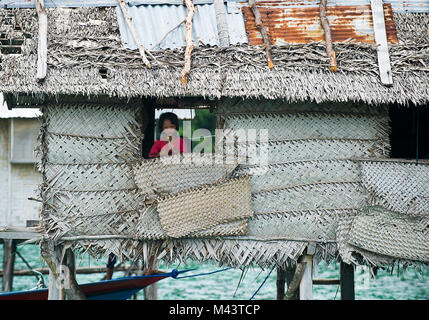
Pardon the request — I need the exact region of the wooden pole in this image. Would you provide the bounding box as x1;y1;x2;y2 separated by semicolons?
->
117;0;151;68
340;261;355;300
144;259;158;300
35;0;47;82
276;267;286;300
180;0;195;85
284;263;304;300
2;239;17;292
42;242;86;300
320;0;337;72
299;255;313;300
249;0;274;69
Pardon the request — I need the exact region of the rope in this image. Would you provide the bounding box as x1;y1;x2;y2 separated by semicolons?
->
249;266;275;300
173;267;234;279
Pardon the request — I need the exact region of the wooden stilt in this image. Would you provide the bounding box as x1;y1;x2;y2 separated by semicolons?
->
144;259;158;300
299;255;313;300
340;261;355;300
2;239;17;292
42;241;86;300
284;264;300;300
276;267;286;300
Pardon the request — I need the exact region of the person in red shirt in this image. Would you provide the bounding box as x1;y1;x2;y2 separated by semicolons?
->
149;112;188;158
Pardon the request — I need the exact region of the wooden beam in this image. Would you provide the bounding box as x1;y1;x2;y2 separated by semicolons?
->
2;239;17;292
370;0;393;86
299;255;313;300
340;261;355;300
0;226;41;241
35;0;47;82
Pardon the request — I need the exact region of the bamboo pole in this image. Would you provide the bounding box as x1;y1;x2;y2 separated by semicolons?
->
249;0;274;69
320;0;337;72
35;0;47;82
180;0;195;85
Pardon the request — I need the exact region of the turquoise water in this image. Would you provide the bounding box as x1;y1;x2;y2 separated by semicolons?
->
1;244;428;300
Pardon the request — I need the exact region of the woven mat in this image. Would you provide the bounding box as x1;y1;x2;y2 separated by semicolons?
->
133;153;238;199
347;206;429;262
157;175;253;238
359;159;429;216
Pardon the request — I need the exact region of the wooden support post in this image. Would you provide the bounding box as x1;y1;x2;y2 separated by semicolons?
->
370;0;393;86
276;267;286;300
340;261;355;300
284;263;303;300
35;0;47;82
299;255;313;300
2;239;17;292
144;260;158;300
42;242;86;300
142;98;156;159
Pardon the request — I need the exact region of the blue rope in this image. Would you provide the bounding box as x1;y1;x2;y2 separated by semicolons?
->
173;267;234;279
249;266;275;300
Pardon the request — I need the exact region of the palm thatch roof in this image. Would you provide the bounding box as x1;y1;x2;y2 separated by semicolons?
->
0;4;428;105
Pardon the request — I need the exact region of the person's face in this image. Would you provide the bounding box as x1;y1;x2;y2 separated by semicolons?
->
161;119;178;141
162;119;176;131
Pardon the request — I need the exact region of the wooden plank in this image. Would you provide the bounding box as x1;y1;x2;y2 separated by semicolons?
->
371;0;393;86
2;240;16;292
299;255;313;300
0;227;41;240
35;0;48;82
340;261;355;300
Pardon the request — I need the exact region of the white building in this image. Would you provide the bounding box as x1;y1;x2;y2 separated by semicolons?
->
0;94;42;227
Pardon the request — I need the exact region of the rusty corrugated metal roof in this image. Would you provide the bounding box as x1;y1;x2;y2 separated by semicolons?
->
241;2;399;45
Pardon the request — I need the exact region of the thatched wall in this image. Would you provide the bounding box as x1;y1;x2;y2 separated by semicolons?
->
36;96;427;268
0;8;428;105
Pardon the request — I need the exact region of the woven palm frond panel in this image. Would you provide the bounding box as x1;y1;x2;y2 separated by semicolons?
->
133;153;238;199
247;209;359;242
223;113;389;142
44;103;141;139
347;206;429;262
223;139;389;165
359;159;429;216
44;163;137;191
216;99;391;265
233;160;361;193
217;98;389;116
252;182;366;215
133;205;248;240
40;101;143;242
157;175;253;238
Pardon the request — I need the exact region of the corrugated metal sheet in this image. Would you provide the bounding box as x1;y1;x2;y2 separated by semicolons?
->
1;0;428;12
116;3;248;50
241;3;399;45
